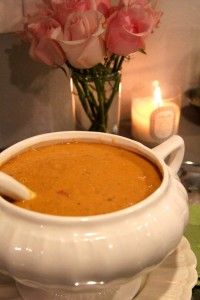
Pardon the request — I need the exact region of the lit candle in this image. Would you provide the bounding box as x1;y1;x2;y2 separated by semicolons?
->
131;81;181;146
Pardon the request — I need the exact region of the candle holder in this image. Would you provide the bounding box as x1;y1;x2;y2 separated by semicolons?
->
131;81;182;147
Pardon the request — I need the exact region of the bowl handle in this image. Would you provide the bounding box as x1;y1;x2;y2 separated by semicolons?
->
152;135;185;174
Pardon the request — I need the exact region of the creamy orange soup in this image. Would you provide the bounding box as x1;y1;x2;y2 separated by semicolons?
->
0;142;162;216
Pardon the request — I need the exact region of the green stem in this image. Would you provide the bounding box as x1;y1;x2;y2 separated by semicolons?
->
92;70;107;131
72;75;94;122
116;56;125;71
79;80;98;117
105;54;115;69
106;74;121;112
68;60;122;132
112;55;119;73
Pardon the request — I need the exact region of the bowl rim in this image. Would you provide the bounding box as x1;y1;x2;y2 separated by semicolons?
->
0;131;169;225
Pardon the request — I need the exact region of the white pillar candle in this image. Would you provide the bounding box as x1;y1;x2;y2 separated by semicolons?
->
131;81;181;146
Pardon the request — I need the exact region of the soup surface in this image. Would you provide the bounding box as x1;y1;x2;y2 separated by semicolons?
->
0;142;162;216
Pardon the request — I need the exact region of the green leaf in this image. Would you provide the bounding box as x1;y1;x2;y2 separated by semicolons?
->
138;48;147;55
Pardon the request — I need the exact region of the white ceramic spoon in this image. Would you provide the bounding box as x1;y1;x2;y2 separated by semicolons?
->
0;171;36;201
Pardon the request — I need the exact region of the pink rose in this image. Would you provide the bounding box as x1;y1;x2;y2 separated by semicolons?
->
56;10;106;68
106;0;161;56
25;17;66;65
42;0;111;25
120;0;162;27
27;16;62;39
96;0;112;17
29;38;65;65
49;0;92;26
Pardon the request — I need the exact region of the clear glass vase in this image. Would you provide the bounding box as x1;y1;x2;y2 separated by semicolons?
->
71;70;121;133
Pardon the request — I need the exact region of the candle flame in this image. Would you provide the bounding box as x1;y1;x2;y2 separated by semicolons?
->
153;80;163;107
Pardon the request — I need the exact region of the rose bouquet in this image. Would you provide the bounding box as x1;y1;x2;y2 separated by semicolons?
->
21;0;162;132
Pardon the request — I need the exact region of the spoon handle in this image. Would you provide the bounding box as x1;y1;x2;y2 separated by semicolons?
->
0;171;36;201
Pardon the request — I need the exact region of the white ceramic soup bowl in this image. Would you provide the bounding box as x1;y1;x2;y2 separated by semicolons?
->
0;132;188;300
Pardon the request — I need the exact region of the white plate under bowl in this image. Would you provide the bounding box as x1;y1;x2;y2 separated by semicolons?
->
0;237;197;300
